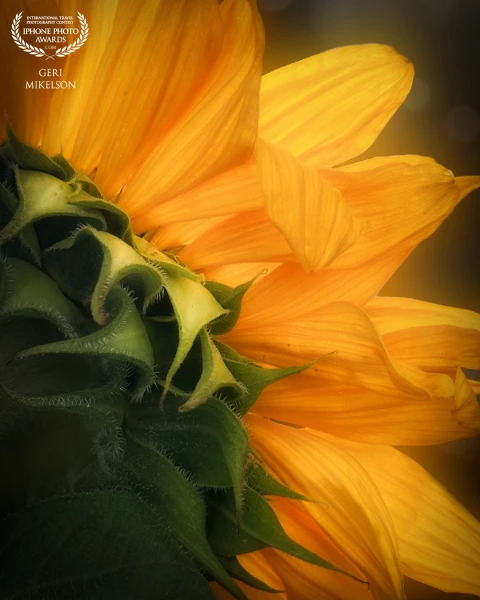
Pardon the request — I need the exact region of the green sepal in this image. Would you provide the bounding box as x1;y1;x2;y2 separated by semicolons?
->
217;343;309;414
51;153;76;180
218;555;283;594
67;173;131;239
0;167;107;247
207;487;363;583
178;329;245;412
134;235;201;283
120;433;247;600
0;181;41;264
160;272;227;399
204;278;254;335
247;462;309;501
127;391;249;516
17;287;155;398
0;257;83;340
44;227;164;323
0;488;216;600
1;125;70;181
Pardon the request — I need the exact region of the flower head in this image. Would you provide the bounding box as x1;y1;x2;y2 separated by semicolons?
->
1;1;480;599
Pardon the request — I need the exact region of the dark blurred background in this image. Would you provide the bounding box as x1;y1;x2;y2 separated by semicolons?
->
257;1;479;598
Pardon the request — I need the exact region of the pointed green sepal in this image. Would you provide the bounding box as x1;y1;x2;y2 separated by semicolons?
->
217;342;309;414
219;555;284;594
127;391;249;517
178;329;245;412
207;487;366;584
160;273;227;400
0;167;107;247
204;278;255;335
247;462;310;501
2;125;70;181
0;257;83;340
17;287;155;398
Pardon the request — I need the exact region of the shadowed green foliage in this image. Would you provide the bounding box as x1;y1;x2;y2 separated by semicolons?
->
0;129;359;599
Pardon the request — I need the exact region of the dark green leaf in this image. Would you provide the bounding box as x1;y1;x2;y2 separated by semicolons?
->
127;393;249;512
121;433;247;600
0;488;216;600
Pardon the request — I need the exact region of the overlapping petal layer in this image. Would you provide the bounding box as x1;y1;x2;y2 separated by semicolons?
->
251;369;480;445
2;6;480;596
246;415;405;600
256;139;359;272
223;301;455;400
120;0;264;216
327;434;480;596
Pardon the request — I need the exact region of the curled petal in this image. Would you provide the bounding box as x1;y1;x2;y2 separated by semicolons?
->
236;255;408;327
256;139;359;272
321;156;463;270
366;297;480;371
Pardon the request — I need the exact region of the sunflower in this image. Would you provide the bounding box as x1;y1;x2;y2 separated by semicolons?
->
1;1;479;599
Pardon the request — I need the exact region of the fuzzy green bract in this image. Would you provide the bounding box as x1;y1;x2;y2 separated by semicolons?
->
0;129;355;600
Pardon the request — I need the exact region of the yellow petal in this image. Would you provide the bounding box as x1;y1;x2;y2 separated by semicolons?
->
246;415;406;600
149;215;228;253
259;44;413;167
0;0;117;155
365;297;480;371
131;159;264;232
329;434;480;595
224;301;455;400
318;156;461;270
256;139;359;272
252;372;480;446
179;210;292;270
236;254;408;327
320;156;467;271
263;499;372;600
203;262;279;288
119;0;264;217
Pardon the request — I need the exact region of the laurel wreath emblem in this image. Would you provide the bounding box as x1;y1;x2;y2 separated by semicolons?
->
11;11;88;60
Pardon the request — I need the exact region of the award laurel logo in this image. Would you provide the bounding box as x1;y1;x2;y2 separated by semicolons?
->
11;11;88;60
